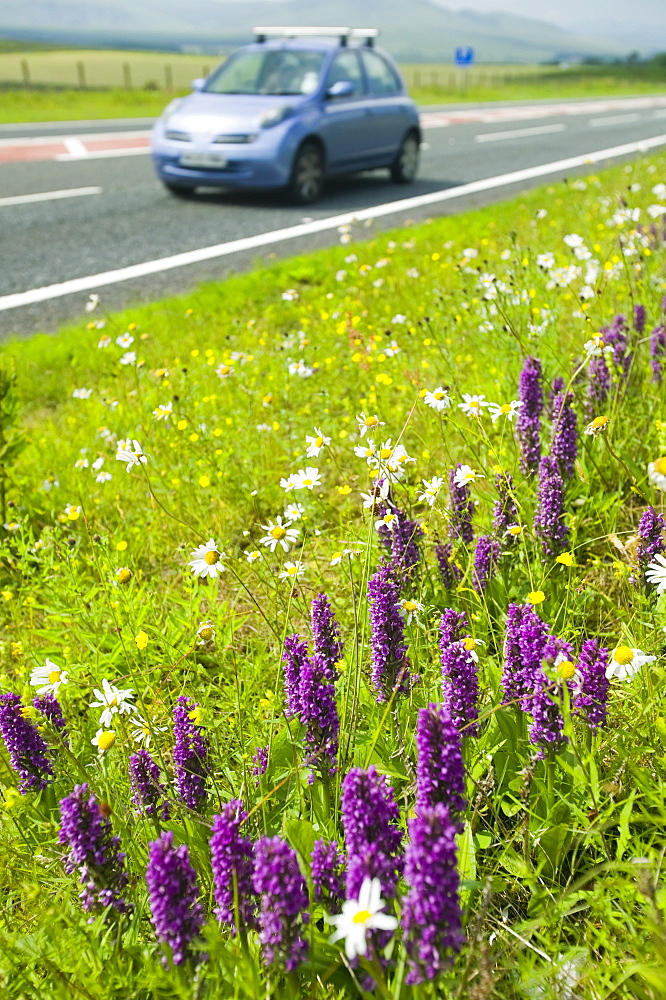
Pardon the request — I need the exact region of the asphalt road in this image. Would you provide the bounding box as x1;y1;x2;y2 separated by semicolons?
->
2;95;666;337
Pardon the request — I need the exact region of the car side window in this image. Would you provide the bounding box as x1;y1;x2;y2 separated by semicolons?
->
362;50;401;95
325;51;364;97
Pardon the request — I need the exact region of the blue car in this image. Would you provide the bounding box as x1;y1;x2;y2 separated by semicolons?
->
151;27;421;203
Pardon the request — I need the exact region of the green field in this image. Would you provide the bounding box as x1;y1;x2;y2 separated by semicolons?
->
0;47;664;122
1;153;666;997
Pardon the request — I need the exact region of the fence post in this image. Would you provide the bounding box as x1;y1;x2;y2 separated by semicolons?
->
21;58;31;87
76;61;86;89
165;64;173;91
123;62;132;89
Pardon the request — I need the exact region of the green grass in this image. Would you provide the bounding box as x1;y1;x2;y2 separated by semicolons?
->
1;155;666;998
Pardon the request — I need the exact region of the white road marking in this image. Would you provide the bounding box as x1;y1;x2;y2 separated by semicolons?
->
55;147;150;161
0;186;101;208
0;129;151;148
64;137;88;157
1;133;665;313
475;123;565;143
590;113;642;127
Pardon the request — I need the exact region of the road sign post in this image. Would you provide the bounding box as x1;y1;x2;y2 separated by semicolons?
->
454;46;474;96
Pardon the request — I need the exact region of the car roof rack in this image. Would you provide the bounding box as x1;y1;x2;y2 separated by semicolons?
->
253;26;379;47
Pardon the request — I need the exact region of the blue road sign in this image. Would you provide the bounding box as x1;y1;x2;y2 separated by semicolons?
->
454;46;475;66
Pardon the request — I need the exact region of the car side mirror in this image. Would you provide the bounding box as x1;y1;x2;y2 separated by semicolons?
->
191;78;205;92
326;80;355;99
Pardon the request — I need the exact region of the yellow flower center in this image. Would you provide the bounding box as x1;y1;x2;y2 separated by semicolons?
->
315;436;323;447
383;514;395;524
434;392;445;400
302;478;313;486
364;416;378;427
205;550;220;565
352;909;372;924
469;400;480;408
48;670;61;685
98;731;116;751
654;457;666;476
199;626;214;641
379;448;393;460
117;568;132;584
463;638;476;651
403;600;417;612
220;366;230;375
271;526;287;539
501;403;512;414
613;645;634;665
287;566;298;575
591;415;609;429
508;525;523;535
557;660;576;679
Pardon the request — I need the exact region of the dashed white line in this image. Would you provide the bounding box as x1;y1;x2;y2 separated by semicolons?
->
55;147;150;161
0;186;101;208
475;123;566;143
590;113;642;127
1;133;665;313
64;137;88;157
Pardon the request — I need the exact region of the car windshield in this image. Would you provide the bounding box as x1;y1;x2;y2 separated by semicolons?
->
204;49;325;96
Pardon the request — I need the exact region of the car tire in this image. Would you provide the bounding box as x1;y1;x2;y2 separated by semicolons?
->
390;132;420;184
287;141;325;204
163;181;196;197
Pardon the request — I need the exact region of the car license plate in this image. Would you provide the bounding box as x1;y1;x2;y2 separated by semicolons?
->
180;152;228;169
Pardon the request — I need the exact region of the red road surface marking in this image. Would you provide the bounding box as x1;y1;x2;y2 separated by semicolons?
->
0;130;151;163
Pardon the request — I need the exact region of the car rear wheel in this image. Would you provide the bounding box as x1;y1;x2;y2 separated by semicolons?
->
163;181;196;197
390;132;420;184
288;141;325;204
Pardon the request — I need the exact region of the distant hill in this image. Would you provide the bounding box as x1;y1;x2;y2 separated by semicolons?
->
0;0;631;63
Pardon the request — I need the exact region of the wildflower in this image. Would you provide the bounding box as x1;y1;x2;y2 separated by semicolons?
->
416;476;445;506
516;355;543;473
312;840;345;903
253;745;268;778
216;363;234;379
95;470;112;483
89;678;136;728
115;567;132;584
146;831;204;965
648;458;666;492
72;388;93;399
152;402;173;420
63;504;81;520
253;836;309;971
423;387;451;412
550;391;578;479
0;692;53;793
502;603;549;707
368;566;411;702
330;549;353;565
488;400;523;422
116;333;134;348
282;634;309;716
299;655;340;778
33;693;67;738
361;476;390;509
75;457;89;470
305;427;331;458
188;538;226;578
448;466;474;543
399;598;425;626
440;614;479;735
533;455;568;557
30;657;68;696
356;412;384;437
59;783;130;914
311;593;343;683
329;876;398;961
341;766;403;900
607;646;656;681
129;716;165;747
279;561;305;581
119;351;136;366
402;804;463;984
287;359;314;377
245;549;260;562
556;552;575;566
173;696;208;811
129;749;169;819
646;553;666;593
91;729;116;753
650;325;666;383
97;335;111;347
85;293;100;312
196;620;215;644
284;502;305;522
435;543;463;590
637;507;666;574
573;639;610;729
210;800;257;931
415;704;466;817
458;393;489;417
453;464;484;488
472;535;501;592
375;510;398;531
289;467;321;490
259;516;299;553
526;590;546;604
115;440;149;471
585;415;609;436
281;289;299;301
529;671;567;756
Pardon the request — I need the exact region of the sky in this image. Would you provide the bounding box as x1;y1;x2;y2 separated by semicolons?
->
447;0;666;32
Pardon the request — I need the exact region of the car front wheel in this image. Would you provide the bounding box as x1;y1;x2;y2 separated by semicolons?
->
390;132;420;184
288;141;325;204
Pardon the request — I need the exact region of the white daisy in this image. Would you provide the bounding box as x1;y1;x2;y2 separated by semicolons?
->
116;333;134;348
95;471;112;483
461;636;485;663
196;620;216;645
216;363;234;380
279;561;305;581
290;467;321;491
85;293;100;313
189;538;227;579
91;729;116;754
305;427;331;458
354;440;378;461
384;340;401;356
153;402;173;420
245;549;261;562
416;476;446;506
259;516;300;553
645;554;666;593
129;717;166;747
72;388;93;399
328;877;398;960
453;465;484;488
487;400;523;422
98;335;111;348
375;511;398;531
423;387;451;412
360;478;391;510
458;393;489;417
280;473;298;491
648;458;666;492
89;678;137;728
398;598;425;625
606;646;655;682
30;658;68;696
536;252;555;269
74;457;89;469
119;351;137;366
356;413;384;437
330;549;354;566
284;502;305;523
116;440;149;471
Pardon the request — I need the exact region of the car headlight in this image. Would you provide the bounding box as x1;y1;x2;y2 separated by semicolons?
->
259;106;293;129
